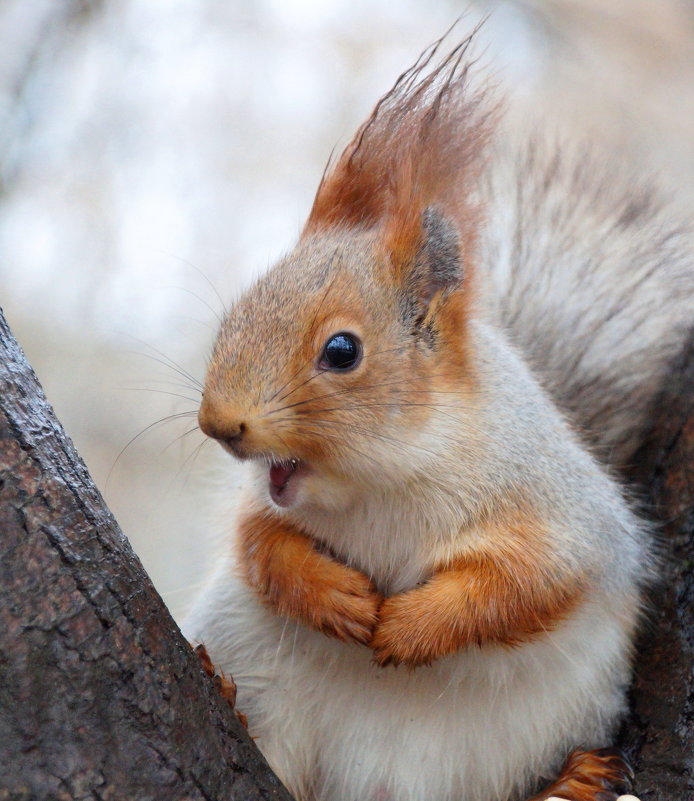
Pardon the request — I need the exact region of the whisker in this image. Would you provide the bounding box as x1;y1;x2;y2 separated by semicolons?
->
267;326;452;410
122;386;201;404
271;418;380;467
106;410;199;488
125;336;204;388
164;285;223;325
295;401;464;425
306;269;343;345
170;313;218;334
267;332;409;410
155;250;229;317
162;425;202;454
138;377;202;395
185;260;228;317
265;273;342;405
128;350;202;389
274;431;295;458
274;369;324;405
272;345;409;406
300;426;380;468
300;400;489;437
266;372;464;415
174;437;211;488
290;416;442;460
265;361;307;406
268;338;400;408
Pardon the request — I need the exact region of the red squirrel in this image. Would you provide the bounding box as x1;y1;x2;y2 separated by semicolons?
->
184;31;692;801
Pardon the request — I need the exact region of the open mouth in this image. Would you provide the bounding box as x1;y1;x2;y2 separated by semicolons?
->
268;458;306;508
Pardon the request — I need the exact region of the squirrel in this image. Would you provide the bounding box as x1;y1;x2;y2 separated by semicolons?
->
183;30;693;801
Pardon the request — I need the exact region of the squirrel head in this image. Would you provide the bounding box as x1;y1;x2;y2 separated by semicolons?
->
199;32;495;511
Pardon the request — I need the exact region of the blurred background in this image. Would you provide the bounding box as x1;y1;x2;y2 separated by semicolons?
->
1;0;692;621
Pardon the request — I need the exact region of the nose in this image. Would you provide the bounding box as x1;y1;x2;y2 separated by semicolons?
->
198;396;247;446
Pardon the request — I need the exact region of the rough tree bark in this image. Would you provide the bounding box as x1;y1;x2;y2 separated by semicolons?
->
618;333;694;800
0;305;692;800
0;307;294;800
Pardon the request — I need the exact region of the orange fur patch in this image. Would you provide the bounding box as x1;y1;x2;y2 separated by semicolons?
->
238;509;381;644
238;505;586;668
528;748;634;801
371;514;587;667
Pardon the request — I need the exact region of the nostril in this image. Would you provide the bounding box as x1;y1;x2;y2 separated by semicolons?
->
224;422;246;445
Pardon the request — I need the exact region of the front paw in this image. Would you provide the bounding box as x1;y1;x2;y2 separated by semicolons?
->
370;593;443;668
307;567;381;645
273;561;381;646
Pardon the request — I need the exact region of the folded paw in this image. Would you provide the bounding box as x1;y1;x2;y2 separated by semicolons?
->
293;561;381;645
370;591;448;668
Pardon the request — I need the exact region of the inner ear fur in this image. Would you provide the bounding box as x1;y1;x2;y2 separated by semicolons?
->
393;206;463;323
413;207;463;307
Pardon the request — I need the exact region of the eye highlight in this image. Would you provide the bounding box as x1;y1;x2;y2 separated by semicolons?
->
319;332;362;371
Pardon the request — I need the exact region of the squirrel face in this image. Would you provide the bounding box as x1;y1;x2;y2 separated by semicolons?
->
198;32;492;512
199;217;474;512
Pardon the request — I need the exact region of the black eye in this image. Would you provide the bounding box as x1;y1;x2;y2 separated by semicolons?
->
320;332;361;371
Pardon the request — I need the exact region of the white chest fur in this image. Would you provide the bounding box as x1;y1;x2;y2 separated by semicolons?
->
292;492;446;596
184;555;634;801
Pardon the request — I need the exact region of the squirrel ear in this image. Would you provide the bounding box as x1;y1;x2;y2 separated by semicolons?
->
405;207;463;318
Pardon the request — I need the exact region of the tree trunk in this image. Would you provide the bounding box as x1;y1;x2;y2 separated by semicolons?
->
618;332;694;800
1;304;693;800
0;306;294;800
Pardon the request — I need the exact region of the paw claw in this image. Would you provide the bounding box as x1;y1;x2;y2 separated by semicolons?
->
194;642;216;678
314;583;380;645
532;747;635;801
273;564;380;646
371;650;396;669
192;642;247;729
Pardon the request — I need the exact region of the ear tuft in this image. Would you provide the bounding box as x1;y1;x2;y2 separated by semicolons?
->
302;28;495;240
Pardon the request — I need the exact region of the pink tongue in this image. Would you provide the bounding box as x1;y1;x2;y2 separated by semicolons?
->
269;463;295;488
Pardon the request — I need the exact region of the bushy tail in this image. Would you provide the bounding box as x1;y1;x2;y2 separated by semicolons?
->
481;137;694;469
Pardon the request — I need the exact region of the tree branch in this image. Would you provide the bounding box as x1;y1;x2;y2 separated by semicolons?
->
0;305;295;800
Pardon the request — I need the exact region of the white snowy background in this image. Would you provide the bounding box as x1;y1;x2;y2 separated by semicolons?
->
1;0;692;619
